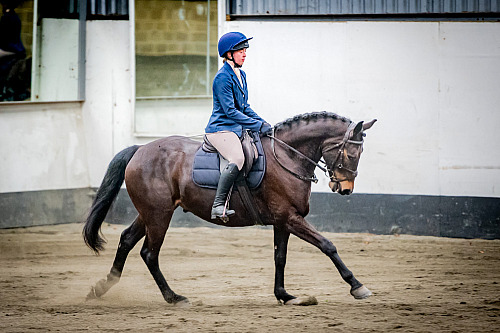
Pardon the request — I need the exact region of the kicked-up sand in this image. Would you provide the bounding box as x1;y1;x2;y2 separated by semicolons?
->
0;223;499;332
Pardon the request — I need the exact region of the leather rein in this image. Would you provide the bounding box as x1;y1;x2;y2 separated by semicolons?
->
267;122;363;185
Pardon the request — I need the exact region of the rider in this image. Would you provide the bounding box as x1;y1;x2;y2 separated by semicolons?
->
205;32;272;220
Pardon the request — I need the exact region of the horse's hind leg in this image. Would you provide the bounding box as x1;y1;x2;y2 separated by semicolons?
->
140;216;188;305
286;214;372;300
87;218;145;299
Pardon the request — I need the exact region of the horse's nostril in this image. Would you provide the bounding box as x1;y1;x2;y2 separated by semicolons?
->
340;189;352;196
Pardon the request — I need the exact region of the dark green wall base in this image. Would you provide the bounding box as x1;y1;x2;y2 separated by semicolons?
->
0;188;93;229
107;189;499;239
307;193;500;239
1;188;499;239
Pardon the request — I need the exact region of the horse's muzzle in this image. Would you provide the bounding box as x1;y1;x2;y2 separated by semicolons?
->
340;188;352;195
329;181;353;195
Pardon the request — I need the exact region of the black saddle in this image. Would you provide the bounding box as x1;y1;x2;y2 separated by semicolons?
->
192;131;266;190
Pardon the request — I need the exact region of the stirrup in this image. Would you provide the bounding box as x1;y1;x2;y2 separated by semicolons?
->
211;205;235;222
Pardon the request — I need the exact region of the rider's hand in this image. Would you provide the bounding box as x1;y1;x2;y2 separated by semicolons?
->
260;122;273;136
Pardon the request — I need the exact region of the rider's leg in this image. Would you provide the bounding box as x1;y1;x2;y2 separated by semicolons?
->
205;131;244;219
211;162;239;219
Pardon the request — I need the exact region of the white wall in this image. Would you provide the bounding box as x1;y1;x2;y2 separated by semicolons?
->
135;98;211;137
83;20;135;188
0;102;88;192
0;20;135;193
0;18;85;194
219;20;500;198
1;16;499;201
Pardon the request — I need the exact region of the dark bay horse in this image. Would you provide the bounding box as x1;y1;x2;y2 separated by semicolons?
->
83;111;376;306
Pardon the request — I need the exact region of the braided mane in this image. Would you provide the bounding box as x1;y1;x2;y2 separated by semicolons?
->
275;111;351;131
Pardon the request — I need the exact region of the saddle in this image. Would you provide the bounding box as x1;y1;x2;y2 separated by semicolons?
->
192;130;266;190
192;131;266;225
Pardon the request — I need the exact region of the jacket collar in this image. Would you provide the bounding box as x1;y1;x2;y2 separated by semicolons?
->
223;61;245;92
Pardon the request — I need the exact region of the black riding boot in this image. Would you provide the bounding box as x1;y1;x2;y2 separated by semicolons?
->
211;163;240;220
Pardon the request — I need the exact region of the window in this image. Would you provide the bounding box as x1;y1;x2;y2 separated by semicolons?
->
134;0;218;136
0;0;33;101
135;0;218;98
0;0;87;103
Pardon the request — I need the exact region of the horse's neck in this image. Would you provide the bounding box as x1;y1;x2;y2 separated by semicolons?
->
278;119;350;160
278;124;327;161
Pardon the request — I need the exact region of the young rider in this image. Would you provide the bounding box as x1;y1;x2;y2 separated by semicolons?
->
205;32;272;220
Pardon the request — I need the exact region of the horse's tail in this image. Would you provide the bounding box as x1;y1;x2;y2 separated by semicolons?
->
83;145;140;254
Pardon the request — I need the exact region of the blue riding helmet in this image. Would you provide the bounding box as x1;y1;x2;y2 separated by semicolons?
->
218;32;253;58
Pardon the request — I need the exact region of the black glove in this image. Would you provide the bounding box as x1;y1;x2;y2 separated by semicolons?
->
260;122;273;136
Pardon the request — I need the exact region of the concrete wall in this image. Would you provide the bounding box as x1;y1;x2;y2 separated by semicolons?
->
0;19;134;226
0;19;134;191
221;19;500;199
0;102;87;193
0;1;499;237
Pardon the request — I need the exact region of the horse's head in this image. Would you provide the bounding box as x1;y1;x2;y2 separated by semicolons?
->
322;119;376;195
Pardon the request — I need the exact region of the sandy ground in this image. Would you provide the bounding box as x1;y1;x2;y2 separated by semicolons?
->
0;223;499;332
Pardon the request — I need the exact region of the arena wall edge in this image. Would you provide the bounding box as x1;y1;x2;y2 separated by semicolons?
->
1;188;498;240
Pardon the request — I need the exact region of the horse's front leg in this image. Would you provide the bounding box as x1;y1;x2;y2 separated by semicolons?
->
273;225;296;304
274;225;318;306
286;214;372;300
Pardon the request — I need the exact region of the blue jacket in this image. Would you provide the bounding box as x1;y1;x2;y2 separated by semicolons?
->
205;62;265;137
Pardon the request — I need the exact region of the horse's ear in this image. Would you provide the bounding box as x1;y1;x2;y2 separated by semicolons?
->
362;119;377;131
352;121;364;141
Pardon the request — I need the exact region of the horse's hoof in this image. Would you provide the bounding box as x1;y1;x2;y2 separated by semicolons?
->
284;296;318;306
351;285;372;299
174;298;191;308
86;278;111;300
86;286;98;300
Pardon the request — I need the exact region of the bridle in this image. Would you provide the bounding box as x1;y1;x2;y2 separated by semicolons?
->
268;122;363;187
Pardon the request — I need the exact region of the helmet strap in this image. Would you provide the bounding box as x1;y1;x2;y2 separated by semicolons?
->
227;51;242;68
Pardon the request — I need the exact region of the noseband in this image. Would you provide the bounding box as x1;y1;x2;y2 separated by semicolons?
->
321;122;363;186
269;122;363;185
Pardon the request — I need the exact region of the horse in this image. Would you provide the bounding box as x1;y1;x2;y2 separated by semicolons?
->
83;111;376;306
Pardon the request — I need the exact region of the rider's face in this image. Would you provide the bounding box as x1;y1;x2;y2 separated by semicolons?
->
231;48;246;67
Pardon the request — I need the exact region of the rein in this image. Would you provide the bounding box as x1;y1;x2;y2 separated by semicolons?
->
268;122;361;184
269;133;323;183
